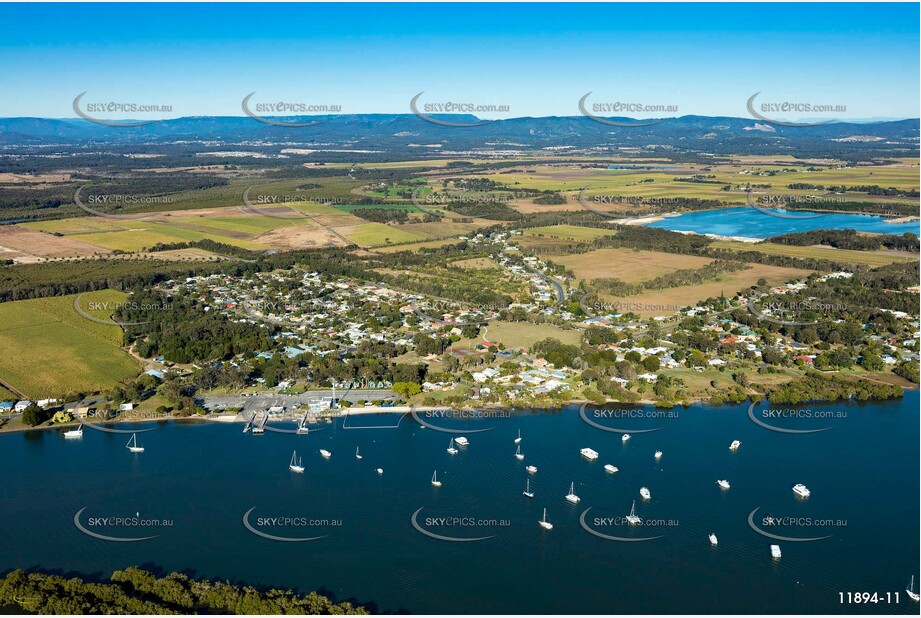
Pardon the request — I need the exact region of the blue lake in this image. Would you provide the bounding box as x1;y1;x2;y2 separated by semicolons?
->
0;393;918;614
646;206;920;239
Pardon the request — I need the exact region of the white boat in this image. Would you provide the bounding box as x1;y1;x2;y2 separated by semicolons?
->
376;468;383;475
126;433;144;453
447;438;458;455
729;440;741;451
565;481;580;504
355;446;362;460
709;533;718;546
64;424;83;438
907;576;919;602
515;445;525;460
523;478;534;499
625;500;642;525
580;447;599;460
654;450;663;460
717;479;731;490
792;483;810;498
431;470;442;487
604;464;619;474
514;430;522;444
539;507;553;530
289;451;305;473
770;544;782;559
454;436;469;446
526;465;537;474
621;433;631;443
639;487;651;500
319;449;332;458
296;413;309;434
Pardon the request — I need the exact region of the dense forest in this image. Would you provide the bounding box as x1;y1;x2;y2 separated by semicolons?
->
766;228;919;252
0;567;367;614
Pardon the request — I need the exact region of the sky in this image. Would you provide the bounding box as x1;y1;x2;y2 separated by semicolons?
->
0;2;918;120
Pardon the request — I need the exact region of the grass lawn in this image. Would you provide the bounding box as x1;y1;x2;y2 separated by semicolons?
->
339;223;427;246
0;291;140;398
478;320;582;350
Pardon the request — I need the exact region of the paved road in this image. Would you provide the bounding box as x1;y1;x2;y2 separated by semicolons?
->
527;265;567;304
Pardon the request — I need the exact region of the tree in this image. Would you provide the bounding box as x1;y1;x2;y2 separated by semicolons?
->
392;381;422;399
642;356;660;372
21;404;46;427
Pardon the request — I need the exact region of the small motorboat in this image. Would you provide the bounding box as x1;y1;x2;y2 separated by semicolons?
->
717;479;731;490
729;440;741;451
770;545;782;559
604;464;619;474
319;449;332;458
792;483;811;498
654;450;663;460
639;487;651;500
709;533;718;546
580;447;599;461
64;424;83;439
526;465;537;474
621;433;631;443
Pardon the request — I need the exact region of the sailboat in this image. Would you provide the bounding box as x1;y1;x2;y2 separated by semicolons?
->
355;446;363;460
64;424;83;439
515;444;524;460
126;433;144;453
447;438;458;455
907;576;920;602
565;482;580;504
539;507;553;530
431;470;442;487
625;500;642;525
514;430;522;444
296;413;309;435
523;478;534;499
289;450;305;473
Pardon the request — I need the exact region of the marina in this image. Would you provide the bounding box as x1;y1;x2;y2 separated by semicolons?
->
0;394;917;614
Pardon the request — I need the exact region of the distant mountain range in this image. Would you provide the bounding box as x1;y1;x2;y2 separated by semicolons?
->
0;115;917;158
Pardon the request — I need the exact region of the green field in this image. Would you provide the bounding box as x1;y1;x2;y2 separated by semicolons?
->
710;240;917;267
340;223;427;246
0;291;141;398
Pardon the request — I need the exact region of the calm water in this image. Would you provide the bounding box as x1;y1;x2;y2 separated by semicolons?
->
646;206;920;239
1;393;918;614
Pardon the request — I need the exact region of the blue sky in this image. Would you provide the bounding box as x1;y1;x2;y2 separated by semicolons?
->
1;3;918;119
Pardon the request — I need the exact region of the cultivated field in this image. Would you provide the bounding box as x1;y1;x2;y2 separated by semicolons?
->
553;248;714;283
523;225;617;242
606;263;814;317
0;291;141;398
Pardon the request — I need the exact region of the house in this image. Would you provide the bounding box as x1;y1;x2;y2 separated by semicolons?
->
14;400;33;412
0;401;13;414
119;403;134;412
